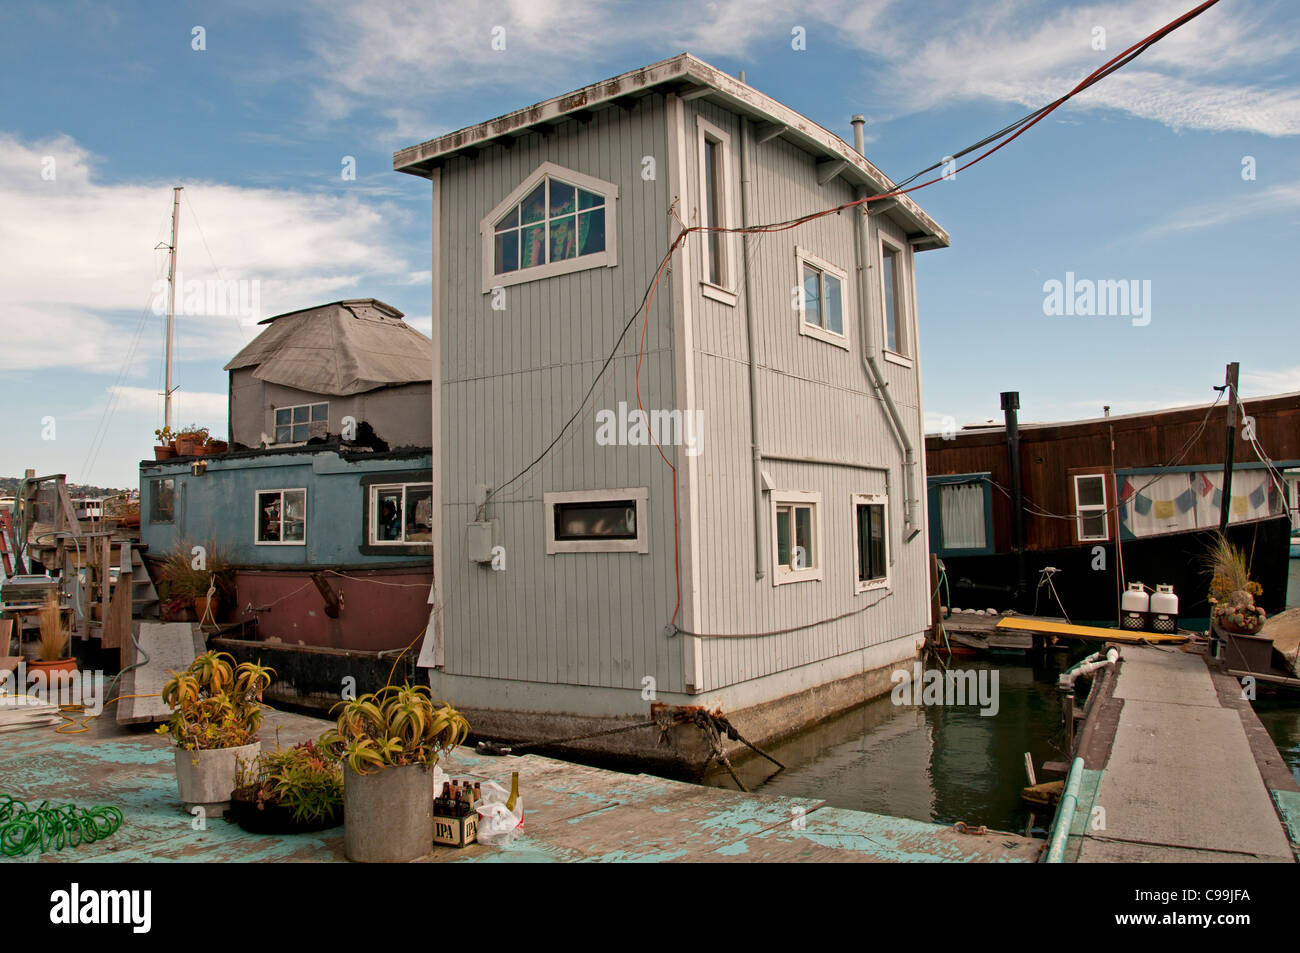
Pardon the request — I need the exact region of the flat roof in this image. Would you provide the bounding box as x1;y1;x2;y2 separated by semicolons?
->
393;52;948;249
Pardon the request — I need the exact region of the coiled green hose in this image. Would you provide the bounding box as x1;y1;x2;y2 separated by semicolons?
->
0;795;123;856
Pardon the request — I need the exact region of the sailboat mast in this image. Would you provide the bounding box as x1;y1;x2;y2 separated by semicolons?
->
164;185;183;430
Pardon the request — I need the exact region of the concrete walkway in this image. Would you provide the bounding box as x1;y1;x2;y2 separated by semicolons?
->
0;702;1042;863
1069;646;1297;863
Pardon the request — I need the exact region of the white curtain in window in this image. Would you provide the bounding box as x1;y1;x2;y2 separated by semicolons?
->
940;483;986;550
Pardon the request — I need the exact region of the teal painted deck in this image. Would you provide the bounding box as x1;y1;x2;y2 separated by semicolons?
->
0;706;1042;863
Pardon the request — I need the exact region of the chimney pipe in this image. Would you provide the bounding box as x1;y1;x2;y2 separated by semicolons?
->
1002;391;1027;605
851;115;865;154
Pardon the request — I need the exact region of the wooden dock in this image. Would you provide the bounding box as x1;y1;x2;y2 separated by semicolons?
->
938;612;1189;653
1052;644;1299;863
0;699;1043;863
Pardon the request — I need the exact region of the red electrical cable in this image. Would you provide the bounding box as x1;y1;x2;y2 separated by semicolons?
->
638;0;1223;631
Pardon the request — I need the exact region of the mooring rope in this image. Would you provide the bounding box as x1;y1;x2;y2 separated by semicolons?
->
0;795;123;856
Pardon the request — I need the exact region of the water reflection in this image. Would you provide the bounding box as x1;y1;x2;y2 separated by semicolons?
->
703;649;1085;835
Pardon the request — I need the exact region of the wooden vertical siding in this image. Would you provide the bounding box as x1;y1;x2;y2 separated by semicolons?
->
684;99;931;692
924;392;1300;552
437;96;686;694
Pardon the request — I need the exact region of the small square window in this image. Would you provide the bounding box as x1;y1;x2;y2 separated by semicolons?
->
771;491;823;585
796;248;849;349
256;489;307;545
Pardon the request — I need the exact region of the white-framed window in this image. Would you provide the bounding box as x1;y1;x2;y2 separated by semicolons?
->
369;483;433;545
879;235;910;361
771;490;823;585
1074;474;1109;542
697;116;736;303
480;161;618;293
853;493;889;593
255;488;306;545
796;247;849;349
544;487;649;554
274;402;328;444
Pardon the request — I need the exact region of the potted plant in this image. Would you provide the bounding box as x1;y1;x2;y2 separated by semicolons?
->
156;651;275;817
205;435;229;455
320;684;469;862
159;542;225;624
1205;535;1267;634
153;426;176;460
30;595;76;683
230;739;343;834
174;424;209;457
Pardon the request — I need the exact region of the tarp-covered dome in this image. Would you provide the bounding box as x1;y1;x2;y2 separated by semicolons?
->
224;299;431;396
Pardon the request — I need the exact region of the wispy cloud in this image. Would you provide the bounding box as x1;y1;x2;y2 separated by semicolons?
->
1143;179;1300;236
295;0;1300;141
0;133;422;372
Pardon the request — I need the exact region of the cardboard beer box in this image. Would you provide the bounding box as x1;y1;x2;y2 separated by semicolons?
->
433;811;478;848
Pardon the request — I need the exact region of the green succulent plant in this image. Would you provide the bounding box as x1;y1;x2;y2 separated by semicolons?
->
320;683;469;776
156;651;275;750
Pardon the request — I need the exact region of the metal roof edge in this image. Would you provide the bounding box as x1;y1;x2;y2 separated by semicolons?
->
392;52;948;246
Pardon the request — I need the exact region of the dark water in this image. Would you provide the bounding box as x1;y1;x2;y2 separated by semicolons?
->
702;648;1095;836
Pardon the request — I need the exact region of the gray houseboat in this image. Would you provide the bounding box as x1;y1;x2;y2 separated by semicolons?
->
394;54;949;769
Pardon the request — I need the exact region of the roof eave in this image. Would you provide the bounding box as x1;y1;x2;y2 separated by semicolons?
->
393;53;948;248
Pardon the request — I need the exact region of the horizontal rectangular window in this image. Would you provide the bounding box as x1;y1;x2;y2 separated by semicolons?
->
274;402;328;443
256;488;306;545
370;483;432;545
545;488;649;554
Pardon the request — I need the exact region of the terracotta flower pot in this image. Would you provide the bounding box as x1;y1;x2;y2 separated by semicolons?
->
194;595;220;624
27;658;77;690
154;445;176;460
206;440;228;455
174;435;201;456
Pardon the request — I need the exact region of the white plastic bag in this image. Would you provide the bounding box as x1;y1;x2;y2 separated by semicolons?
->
474;779;524;846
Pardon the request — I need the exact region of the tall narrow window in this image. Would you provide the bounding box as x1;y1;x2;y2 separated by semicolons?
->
1074;474;1109;542
697;117;732;296
704;137;724;285
854;494;888;592
881;240;906;356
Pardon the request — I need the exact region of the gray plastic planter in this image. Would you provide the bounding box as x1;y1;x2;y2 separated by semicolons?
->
343;762;434;862
174;742;260;819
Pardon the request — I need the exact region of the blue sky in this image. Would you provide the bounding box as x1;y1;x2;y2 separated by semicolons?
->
2;0;1297;488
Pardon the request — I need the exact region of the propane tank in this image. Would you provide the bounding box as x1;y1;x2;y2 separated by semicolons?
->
1121;583;1149;631
1149;584;1179;634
